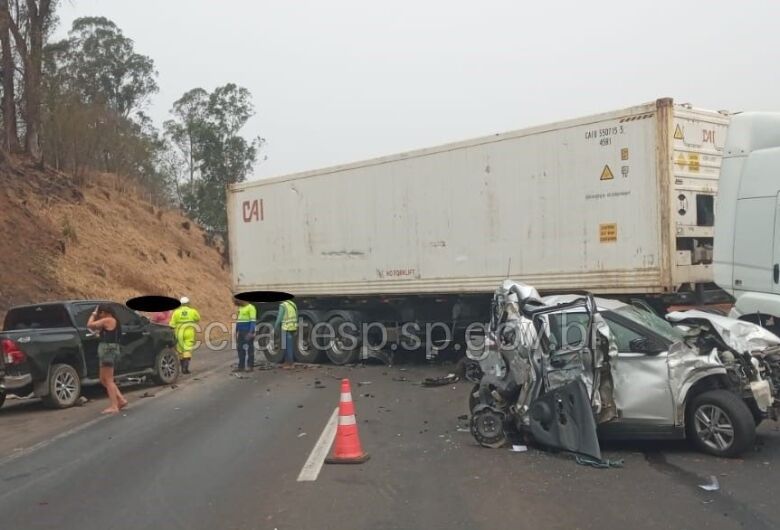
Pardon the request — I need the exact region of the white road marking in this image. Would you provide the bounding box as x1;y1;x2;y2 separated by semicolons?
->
297;407;339;482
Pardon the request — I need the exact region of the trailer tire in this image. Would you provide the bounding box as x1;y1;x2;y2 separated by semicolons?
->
325;314;361;365
257;317;285;363
295;312;325;363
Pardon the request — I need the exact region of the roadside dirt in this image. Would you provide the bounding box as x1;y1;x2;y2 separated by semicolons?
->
0;156;234;324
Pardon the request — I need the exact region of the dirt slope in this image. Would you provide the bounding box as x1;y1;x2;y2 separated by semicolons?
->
0;157;234;325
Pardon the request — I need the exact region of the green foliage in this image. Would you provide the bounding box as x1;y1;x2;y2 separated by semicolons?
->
165;84;264;232
61;217;78;243
51;16;158;117
40;16;175;204
2;7;264;223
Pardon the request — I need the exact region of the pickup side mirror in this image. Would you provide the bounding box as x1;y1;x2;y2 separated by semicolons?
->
629;336;664;354
139;316;150;325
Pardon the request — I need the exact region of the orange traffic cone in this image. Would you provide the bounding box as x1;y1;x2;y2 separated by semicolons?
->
325;378;370;464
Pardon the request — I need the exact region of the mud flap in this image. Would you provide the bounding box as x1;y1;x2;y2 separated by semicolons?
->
528;379;602;461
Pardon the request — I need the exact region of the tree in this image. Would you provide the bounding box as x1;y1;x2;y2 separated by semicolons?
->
166;84;265;228
42;16;162;178
0;0;19;152
53;17;158;118
166;84;264;261
164;87;208;196
0;0;58;161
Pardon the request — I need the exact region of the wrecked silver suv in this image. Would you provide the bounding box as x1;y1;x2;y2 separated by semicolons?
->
467;280;780;459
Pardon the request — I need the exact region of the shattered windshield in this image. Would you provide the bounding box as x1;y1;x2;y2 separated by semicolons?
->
613;306;685;343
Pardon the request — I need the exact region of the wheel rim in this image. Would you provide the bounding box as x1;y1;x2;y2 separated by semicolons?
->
161;353;177;380
55;370;77;403
298;319;312;353
330;319;349;356
471;407;507;448
694;404;735;452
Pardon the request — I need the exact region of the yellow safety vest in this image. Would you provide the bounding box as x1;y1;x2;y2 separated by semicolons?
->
281;300;298;331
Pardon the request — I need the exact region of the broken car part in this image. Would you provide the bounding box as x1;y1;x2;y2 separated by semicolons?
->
468;281;780;459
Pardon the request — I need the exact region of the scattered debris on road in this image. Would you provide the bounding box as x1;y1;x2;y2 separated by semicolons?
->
423;373;459;387
510;445;528;453
140;391;156;398
698;476;720;492
253;361;275;371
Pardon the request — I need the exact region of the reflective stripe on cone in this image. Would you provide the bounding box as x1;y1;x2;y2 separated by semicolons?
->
325;378;370;465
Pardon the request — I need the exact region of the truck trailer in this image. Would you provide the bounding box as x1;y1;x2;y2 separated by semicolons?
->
714;111;780;334
228;98;730;364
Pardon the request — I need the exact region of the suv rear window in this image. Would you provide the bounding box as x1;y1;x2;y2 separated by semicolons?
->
3;305;73;330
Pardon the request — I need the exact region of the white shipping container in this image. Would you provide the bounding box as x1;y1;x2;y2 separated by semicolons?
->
228;99;729;299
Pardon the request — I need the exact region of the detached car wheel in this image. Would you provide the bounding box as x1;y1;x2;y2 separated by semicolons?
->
687;390;756;458
471;406;508;448
41;364;81;409
153;349;180;385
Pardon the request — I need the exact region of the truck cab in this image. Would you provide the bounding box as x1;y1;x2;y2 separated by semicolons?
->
714;112;780;332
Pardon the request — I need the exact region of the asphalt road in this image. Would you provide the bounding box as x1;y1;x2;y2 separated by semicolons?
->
2;361;780;530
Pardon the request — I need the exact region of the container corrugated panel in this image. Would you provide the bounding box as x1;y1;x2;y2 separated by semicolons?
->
229;99;728;297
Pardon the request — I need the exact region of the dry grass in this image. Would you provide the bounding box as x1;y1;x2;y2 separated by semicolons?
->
0;160;234;325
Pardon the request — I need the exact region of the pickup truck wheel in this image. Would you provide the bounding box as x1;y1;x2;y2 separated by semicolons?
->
152;349;180;385
325;315;360;365
41;364;81;409
687;390;756;458
0;391;5;409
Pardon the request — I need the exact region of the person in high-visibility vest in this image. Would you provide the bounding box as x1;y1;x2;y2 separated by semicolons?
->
234;299;257;372
274;299;298;367
169;296;201;374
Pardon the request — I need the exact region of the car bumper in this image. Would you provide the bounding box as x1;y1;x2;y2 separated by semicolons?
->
1;373;33;391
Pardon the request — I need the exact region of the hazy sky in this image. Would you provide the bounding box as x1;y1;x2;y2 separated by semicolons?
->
56;0;780;180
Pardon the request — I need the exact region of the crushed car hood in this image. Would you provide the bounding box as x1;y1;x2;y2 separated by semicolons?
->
666;310;780;354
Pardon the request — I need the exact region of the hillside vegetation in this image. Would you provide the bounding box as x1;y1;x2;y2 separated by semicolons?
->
0;156;234;324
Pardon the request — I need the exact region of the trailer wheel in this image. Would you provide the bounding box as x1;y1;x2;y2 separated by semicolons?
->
295;313;324;363
257;319;284;363
325;315;361;365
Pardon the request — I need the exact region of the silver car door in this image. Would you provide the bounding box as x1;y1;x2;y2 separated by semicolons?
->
605;315;675;423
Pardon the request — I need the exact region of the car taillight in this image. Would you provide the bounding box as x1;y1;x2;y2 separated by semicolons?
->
2;339;26;365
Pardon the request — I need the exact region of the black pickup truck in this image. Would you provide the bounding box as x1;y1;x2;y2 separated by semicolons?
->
0;300;179;409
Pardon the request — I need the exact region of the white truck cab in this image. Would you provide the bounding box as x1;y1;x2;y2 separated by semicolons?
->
714;112;780;333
